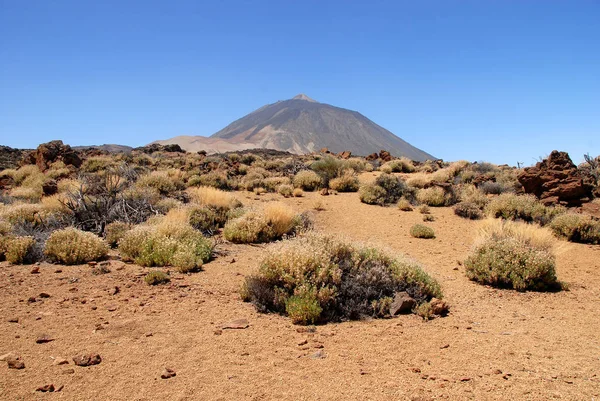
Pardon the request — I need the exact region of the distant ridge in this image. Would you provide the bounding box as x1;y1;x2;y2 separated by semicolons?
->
153;94;435;161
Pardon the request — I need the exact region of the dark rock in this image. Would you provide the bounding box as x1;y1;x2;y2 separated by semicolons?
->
161;367;176;379
320;188;329;196
518;150;594;206
36;384;55;392
0;145;27;170
338;151;352;159
389;292;417;315
42;179;58;195
72;353;102;367
21;140;82;171
135;143;185;154
35;334;54;344
379;150;392;162
7;358;25;369
39;292;51;298
8;317;19;323
366;152;379;161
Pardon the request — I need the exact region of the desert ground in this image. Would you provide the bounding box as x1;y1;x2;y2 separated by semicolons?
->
1;176;599;401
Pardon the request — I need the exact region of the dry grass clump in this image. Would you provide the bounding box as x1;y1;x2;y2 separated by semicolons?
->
397;198;413;211
486;193;564;225
410;224;435;239
136;170;185;195
293;170;322;191
44;228;109;265
190;170;232;190
416;187;447;206
241;167;270;191
240;234;443;324
1;236;36;264
119;220;213;269
454;202;484;220
81;156;115;173
223;202;304;244
0;203;45;226
380;158;415;173
359;184;387;205
292;188;304;197
329;172;359;192
186;186;241;210
549;213;600;244
263;176;291;192
465;219;560;291
459;184;490;208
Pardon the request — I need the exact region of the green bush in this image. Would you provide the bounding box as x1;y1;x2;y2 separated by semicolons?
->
104;221;131;248
359;184;387;205
416;187;447;206
375;173;409;204
329;173;359;192
119;222;213;269
410;224;435;239
277;184;294;197
293;170;322;191
465;220;560;291
223;203;302;244
4;236;36;264
45;228;109;265
549;213;600;244
241;234;442;324
144;270;170;285
311;156;344;186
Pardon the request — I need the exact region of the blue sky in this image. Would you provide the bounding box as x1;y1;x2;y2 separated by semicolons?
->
0;1;598;165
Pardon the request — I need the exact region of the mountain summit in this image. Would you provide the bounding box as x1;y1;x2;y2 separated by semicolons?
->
153;95;435;160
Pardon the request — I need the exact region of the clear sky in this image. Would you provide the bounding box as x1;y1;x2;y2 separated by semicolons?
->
1;1;598;165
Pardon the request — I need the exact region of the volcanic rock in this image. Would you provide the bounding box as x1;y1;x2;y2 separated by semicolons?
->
389;292;417;315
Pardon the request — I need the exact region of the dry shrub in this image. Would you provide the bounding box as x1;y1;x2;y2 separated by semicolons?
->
191;170;231;190
380;158;415;173
454;202;483;220
81;156;115;173
486;193;564;225
397;198;413;211
549;213;600;244
136;170;184;195
45;228;109;264
144;270;170;285
187;186;241;210
329;173;359;192
119;221;213;269
459;184;489;208
104;221;131;247
293;170;322;191
465;219;560;291
277;184;294;197
263;177;291;192
223;203;304;244
241;234;443;324
410;224;435;239
416;187;447;206
359;174;409;206
4;236;36;264
292;188;304;197
241;167;270;190
359;184;387;205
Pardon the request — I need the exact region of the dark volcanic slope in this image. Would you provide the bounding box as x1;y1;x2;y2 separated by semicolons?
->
211;95;434;160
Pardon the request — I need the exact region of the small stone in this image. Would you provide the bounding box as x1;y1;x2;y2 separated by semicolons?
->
145;332;153;337
56;385;64;392
460;377;472;382
27;296;37;303
53;357;69;366
297;339;308;346
7;358;25;369
296;326;316;333
87;261;97;267
39;292;51;298
313;344;324;349
62;368;75;375
106;305;118;312
440;344;450;349
8;317;19;323
492;369;502;375
36;334;54;344
90;306;97;311
410;367;421;373
389;292;416;315
430;298;450;316
30;266;40;274
72;353;102;367
222;319;249;330
214;329;223;335
161;368;176;379
54;269;62;273
36;384;55;392
109;286;120;296
230;258;236;264
311;350;326;359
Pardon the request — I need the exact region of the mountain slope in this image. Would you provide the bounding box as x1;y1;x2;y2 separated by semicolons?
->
154;94;435;161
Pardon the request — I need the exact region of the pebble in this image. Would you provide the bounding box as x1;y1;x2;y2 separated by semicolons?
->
36;334;55;344
53;357;69;366
36;384;55;392
222;318;249;330
8;317;19;323
73;353;102;367
161;368;176;379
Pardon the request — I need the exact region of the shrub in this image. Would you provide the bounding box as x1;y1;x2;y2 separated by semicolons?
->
144;270;170;285
329;173;359;192
293;170;322;191
464;219;560;291
397;198;413;211
45;228;109;264
419;205;430;214
311;156;344;186
277;184;294;197
549;213;600;244
292;188;304;197
375;173;409;204
104;221;131;248
223;203;302;243
241;234;442;324
359;184;386;205
119;221;213;268
422;214;435;222
380;158;415;173
263;177;291;192
454;202;483;220
410;224;435;239
486;193;564;225
136;171;184;195
193;170;231;190
479;181;507;195
459;184;489;208
4;236;36;264
416;186;456;206
186;186;241;210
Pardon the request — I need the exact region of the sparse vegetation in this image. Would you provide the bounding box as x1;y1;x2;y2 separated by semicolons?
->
486;193;564;225
464;219;560;291
144;270;170;285
454;202;483;220
549;213;600;244
410;224;435;239
293;170;322;191
44;227;109;264
241;234;442;324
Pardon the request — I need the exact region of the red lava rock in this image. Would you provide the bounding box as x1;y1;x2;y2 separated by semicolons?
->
109;286;120;296
410;367;421;373
430;298;450;316
440;344;450;349
389;292;416;315
72;353;102;367
222;319;249;330
161;368;176;379
39;292;51;298
30;266;40;274
297;339;308;346
518;150;594;206
230;258;236;264
460;377;472;382
53;357;69;366
8;317;18;323
36;384;55;392
35;334;54;344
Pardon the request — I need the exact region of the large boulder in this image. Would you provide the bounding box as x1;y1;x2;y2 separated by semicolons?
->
518;151;593;206
135;143;185;154
21;140;82;171
0;145;27;170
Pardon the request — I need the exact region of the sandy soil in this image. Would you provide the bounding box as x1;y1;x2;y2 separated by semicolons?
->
1;186;599;400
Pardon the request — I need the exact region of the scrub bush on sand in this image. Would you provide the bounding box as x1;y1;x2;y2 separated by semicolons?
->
464;219;562;291
241;234;444;324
